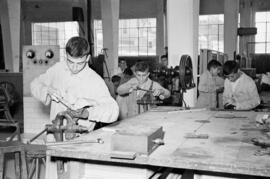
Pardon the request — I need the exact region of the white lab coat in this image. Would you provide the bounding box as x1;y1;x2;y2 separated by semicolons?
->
223;71;260;110
31;61;119;124
33;61;119;179
196;71;224;108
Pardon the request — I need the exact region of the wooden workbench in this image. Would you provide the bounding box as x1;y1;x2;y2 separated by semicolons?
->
46;107;270;178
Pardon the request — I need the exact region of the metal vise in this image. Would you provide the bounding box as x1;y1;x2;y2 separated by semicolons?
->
50;107;90;141
28;107;90;144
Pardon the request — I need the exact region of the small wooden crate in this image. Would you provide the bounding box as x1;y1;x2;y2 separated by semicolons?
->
111;125;164;155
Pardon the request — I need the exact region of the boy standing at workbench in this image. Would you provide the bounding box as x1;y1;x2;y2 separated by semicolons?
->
196;60;224;108
117;62;170;119
31;36;119;130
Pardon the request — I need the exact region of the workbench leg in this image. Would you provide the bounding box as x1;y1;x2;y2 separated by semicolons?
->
68;161;84;179
0;151;4;179
20;150;28;179
45;156;57;179
35;158;39;179
182;170;194;179
28;159;35;179
14;152;20;179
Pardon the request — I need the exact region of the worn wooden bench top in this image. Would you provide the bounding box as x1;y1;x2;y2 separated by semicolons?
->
47;107;270;177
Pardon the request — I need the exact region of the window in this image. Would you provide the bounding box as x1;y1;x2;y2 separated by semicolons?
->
199;14;224;52
255;11;270;53
93;18;156;56
94;20;103;56
32;22;79;59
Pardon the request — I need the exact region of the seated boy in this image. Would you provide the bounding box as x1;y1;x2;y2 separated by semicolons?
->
223;60;260;110
117;62;170;119
196;60;224;108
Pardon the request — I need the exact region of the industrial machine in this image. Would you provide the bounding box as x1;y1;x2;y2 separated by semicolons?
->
22;45;60;96
151;55;196;107
23;45;60;134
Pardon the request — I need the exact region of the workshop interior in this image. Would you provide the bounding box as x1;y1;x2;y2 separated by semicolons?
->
1;0;270;179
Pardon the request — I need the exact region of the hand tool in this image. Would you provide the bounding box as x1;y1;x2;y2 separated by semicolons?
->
50;93;75;110
136;87;153;93
184;133;209;139
46;138;104;146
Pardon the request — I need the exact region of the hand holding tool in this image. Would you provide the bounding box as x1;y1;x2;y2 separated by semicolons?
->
49;92;75;110
136;86;153;93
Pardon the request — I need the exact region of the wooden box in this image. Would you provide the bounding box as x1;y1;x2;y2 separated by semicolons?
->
111;125;164;155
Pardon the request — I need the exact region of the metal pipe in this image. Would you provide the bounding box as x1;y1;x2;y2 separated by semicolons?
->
27;128;47;144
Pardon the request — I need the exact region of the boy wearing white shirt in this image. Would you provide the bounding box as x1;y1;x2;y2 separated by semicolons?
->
223;61;260;110
31;36;119;129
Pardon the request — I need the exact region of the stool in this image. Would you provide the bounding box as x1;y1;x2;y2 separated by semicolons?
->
0;141;28;179
24;144;46;179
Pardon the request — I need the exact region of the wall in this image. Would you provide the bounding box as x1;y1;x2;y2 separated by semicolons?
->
200;0;270;14
254;0;270;11
200;0;224;14
92;0;158;19
21;0;88;45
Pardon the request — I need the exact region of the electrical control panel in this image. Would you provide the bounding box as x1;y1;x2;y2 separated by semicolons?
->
23;45;60;96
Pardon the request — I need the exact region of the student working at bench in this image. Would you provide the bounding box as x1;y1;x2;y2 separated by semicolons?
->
31;36;119;130
223;60;260;110
117;62;170;119
196;60;224;108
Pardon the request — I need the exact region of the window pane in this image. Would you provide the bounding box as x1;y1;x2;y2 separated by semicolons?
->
254;11;270;54
267;23;270;41
139;19;149;27
208;15;220;24
256;33;266;42
129;19;138;28
255;43;266;53
139;37;147;47
256;12;267;22
218;24;224;35
267;43;270;53
209;35;218;50
139;46;147;56
199;15;209;24
129;28;138;38
119;46;129;56
199;25;208;35
218;14;224;24
32;21;79;59
198;14;224;52
209;25;218;35
219;42;224;52
256;22;266;33
267;12;270;21
94;18;156;56
129;46;138;56
148;19;156;27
